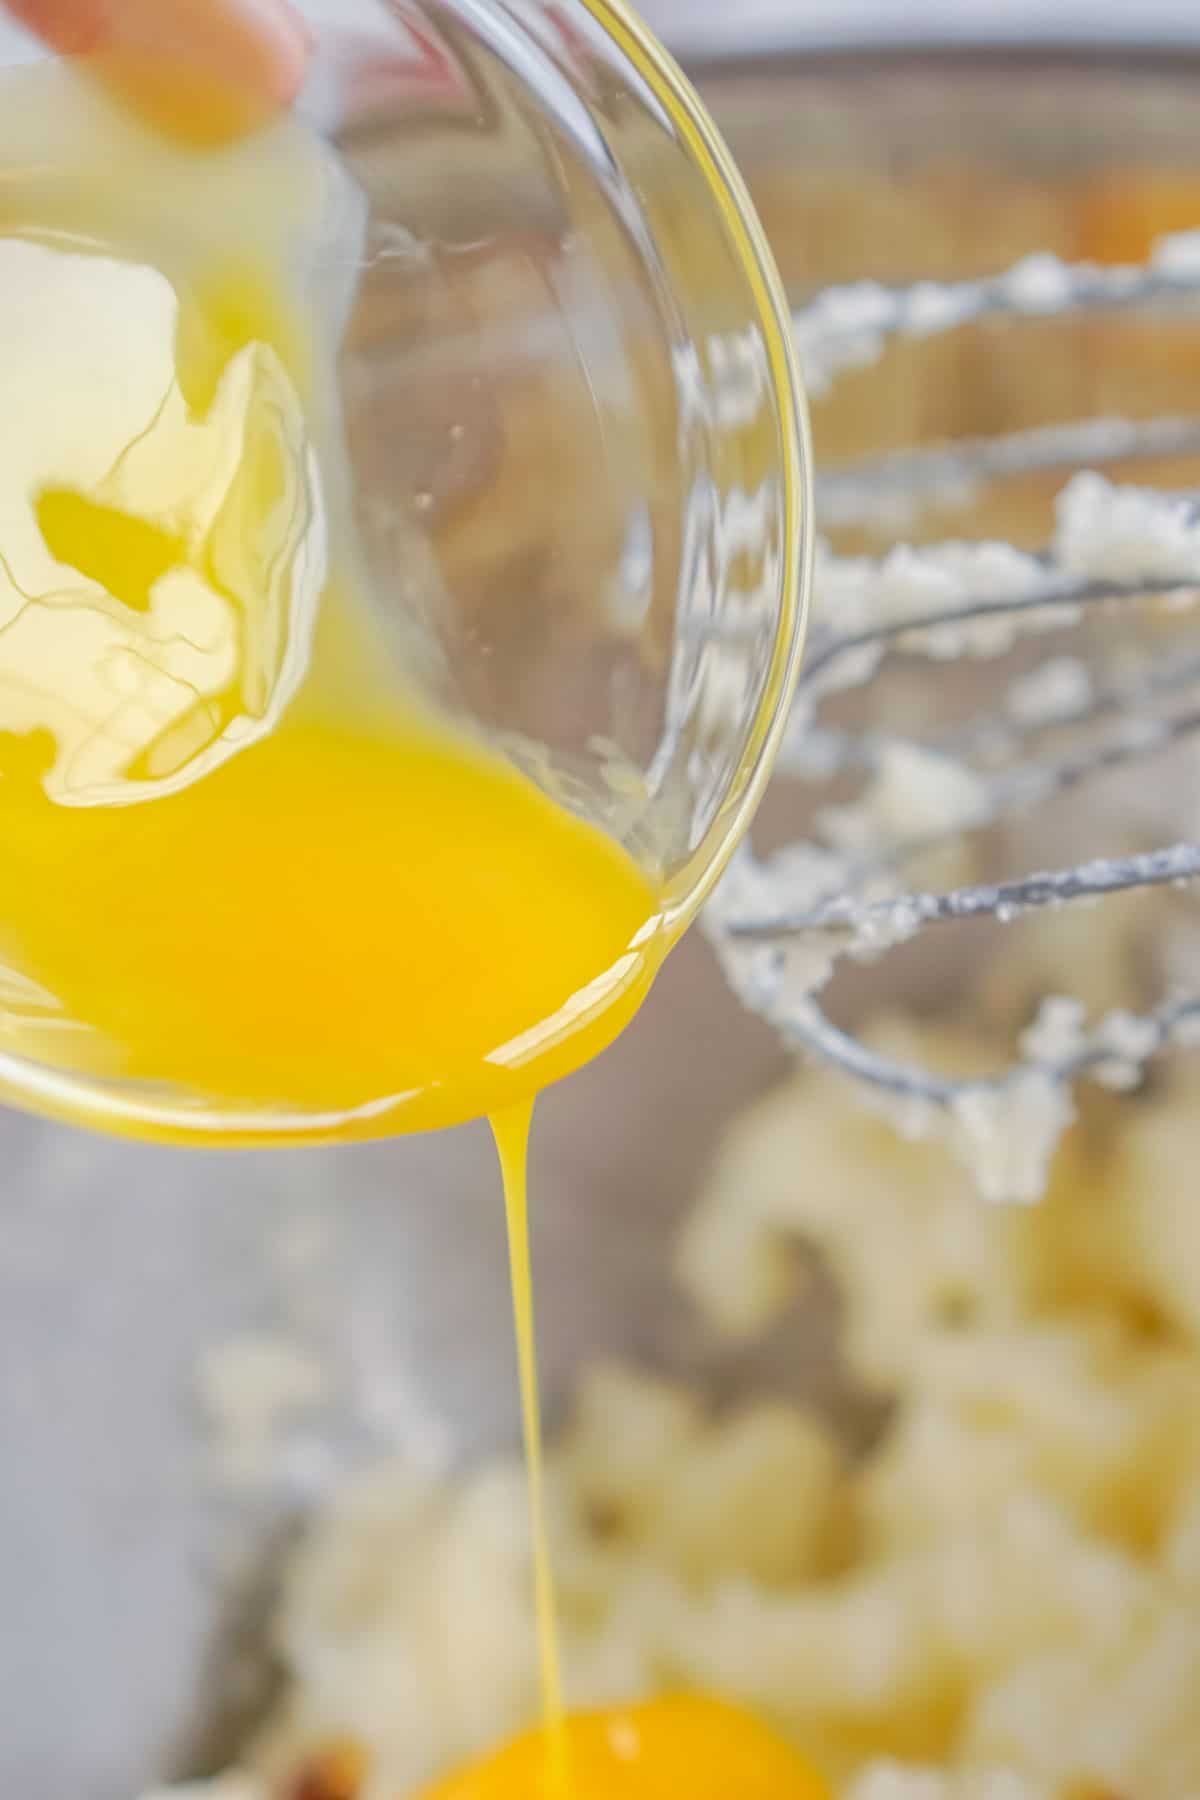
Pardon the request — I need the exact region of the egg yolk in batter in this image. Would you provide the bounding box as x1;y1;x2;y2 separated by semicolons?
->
417;1697;829;1800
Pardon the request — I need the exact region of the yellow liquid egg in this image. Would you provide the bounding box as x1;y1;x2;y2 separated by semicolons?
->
417;1697;830;1800
0;697;661;1135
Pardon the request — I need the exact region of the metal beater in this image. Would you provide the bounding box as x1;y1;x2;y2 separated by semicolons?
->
705;232;1200;1200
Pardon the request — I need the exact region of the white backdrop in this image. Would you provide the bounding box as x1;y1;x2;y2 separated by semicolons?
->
2;0;1200;64
645;0;1200;53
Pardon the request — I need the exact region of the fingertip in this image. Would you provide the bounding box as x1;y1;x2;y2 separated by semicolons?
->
3;0;108;56
7;0;314;137
253;0;314;107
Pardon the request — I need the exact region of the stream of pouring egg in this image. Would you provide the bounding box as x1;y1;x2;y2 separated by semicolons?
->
494;1100;569;1785
0;64;827;1799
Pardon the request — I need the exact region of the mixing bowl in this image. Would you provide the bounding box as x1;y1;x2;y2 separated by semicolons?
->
5;9;1200;1796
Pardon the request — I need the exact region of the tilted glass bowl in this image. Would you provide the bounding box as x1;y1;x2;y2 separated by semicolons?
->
0;0;810;1144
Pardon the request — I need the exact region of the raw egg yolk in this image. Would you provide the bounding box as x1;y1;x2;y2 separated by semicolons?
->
416;1696;831;1800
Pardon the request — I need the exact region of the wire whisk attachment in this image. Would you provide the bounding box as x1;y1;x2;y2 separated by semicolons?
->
706;235;1200;1199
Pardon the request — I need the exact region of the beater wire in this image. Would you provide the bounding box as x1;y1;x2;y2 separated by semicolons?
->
704;234;1200;1191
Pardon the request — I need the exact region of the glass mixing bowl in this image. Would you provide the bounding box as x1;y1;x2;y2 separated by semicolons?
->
0;0;810;1144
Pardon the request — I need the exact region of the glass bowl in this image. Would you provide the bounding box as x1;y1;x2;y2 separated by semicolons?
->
0;0;810;1145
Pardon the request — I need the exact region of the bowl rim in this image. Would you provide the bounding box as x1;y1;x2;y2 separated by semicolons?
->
0;2;814;1146
581;0;814;933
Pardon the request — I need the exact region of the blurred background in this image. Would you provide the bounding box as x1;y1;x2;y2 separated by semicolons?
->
2;0;1200;62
